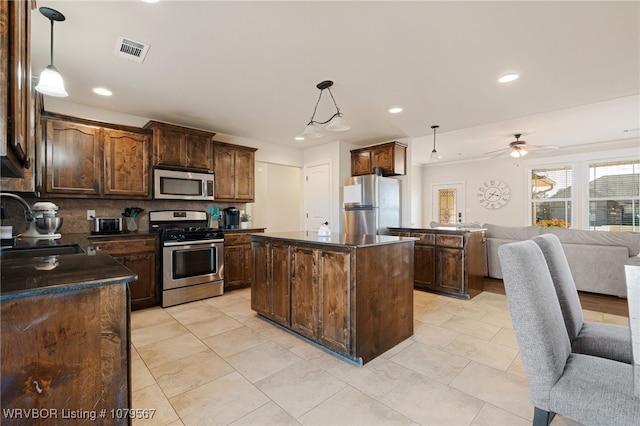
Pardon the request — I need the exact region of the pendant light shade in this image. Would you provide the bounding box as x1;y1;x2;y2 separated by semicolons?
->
297;80;350;140
36;65;67;97
301;123;323;139
35;7;68;97
325;113;350;132
429;125;440;162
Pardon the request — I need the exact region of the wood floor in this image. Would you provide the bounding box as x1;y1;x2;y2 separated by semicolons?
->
483;278;629;317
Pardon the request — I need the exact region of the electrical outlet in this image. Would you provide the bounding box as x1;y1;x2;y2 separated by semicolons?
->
87;210;95;220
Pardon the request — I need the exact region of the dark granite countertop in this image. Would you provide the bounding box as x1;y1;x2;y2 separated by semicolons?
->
250;231;417;248
1;233;137;301
388;227;487;234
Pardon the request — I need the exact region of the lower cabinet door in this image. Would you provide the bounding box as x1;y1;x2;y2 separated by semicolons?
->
270;242;291;326
414;244;436;289
124;253;158;310
250;240;269;317
290;247;318;339
317;250;350;353
436;247;464;294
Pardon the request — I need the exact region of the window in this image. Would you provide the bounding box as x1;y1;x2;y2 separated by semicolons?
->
531;166;572;228
588;160;640;232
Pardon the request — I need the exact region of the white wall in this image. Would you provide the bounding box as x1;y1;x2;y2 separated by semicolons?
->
252;162;302;232
422;157;527;227
420;141;640;228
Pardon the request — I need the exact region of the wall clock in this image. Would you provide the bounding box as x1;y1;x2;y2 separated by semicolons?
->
477;179;510;209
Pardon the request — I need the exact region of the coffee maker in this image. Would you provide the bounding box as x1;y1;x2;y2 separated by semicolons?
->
222;207;240;229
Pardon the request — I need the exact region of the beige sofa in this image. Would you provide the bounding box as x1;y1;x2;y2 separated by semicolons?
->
483;224;640;298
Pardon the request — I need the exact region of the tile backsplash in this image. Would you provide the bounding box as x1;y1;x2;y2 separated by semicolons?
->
1;197;246;235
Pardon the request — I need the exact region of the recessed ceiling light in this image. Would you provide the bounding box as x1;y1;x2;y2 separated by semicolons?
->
389;107;403;114
142;0;160;3
93;87;112;96
498;74;519;83
294;136;305;141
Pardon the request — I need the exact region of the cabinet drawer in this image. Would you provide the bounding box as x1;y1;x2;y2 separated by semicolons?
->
93;237;157;255
436;234;463;248
224;233;251;246
410;232;435;245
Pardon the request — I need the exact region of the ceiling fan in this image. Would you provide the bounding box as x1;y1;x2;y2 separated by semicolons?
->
484;134;559;159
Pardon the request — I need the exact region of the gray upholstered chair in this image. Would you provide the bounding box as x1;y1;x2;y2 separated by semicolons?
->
498;240;640;426
532;233;633;364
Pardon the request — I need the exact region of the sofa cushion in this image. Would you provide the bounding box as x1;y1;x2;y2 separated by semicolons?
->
483;223;541;240
543;228;640;257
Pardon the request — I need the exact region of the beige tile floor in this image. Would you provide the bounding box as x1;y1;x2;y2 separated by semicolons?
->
130;288;628;426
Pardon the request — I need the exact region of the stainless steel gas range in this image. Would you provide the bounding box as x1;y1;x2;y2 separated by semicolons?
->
149;210;224;307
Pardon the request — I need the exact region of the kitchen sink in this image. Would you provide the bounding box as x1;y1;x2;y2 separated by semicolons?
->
0;244;85;260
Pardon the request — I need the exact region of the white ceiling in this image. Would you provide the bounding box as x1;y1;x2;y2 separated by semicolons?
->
30;1;640;163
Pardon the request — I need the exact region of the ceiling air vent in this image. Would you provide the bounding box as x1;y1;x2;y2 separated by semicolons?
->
114;36;150;63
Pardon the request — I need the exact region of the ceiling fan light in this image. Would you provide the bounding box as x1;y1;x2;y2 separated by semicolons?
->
301;123;323;139
510;147;528;158
35;65;68;97
326;114;350;132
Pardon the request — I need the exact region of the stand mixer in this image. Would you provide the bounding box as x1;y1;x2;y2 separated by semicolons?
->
22;202;63;239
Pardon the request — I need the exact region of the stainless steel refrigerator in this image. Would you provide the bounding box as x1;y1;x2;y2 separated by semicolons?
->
343;174;400;235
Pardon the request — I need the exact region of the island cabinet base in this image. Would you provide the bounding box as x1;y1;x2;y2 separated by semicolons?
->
251;235;414;364
1;284;130;425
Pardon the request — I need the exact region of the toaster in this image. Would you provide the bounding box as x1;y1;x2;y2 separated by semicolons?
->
91;217;123;234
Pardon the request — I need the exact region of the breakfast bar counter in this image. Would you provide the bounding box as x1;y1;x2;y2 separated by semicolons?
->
250;231;415;364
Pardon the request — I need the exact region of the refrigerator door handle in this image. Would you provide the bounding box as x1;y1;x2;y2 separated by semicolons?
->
344;205;375;211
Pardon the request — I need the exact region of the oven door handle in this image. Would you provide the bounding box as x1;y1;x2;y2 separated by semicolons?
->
163;239;224;246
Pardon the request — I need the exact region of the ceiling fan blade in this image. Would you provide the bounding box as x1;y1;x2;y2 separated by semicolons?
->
490;150;509;159
483;147;510;155
525;144;559;150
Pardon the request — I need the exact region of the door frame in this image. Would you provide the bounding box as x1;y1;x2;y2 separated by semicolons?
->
430;181;466;225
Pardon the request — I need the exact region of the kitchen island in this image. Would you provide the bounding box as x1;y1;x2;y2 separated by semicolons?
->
250;231;415;365
1;235;136;425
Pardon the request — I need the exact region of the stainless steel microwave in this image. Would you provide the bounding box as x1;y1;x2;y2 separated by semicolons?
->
154;168;214;201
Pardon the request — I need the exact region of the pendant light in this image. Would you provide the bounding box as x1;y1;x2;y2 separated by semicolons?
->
35;7;68;97
429;125;440;162
297;80;350;140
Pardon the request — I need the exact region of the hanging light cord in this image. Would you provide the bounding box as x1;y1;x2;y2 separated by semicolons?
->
48;18;54;64
431;125;439;152
308;88;342;125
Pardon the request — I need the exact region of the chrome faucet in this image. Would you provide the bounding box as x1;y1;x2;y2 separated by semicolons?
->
0;192;35;223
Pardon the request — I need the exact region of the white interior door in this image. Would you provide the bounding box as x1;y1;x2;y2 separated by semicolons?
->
431;182;465;225
304;162;331;231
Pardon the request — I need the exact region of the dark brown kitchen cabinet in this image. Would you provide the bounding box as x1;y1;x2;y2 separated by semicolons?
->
251;233;414;364
213;143;257;202
351;150;372;176
388;228;484;299
350;141;407;176
290;246;351;353
0;0;31;178
104;129;150;197
290;246;318;340
1;283;130;424
223;229;264;291
251;240;351;353
42;114;151;199
91;235;159;310
44;119;103;196
144;120;215;171
251;239;290;327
